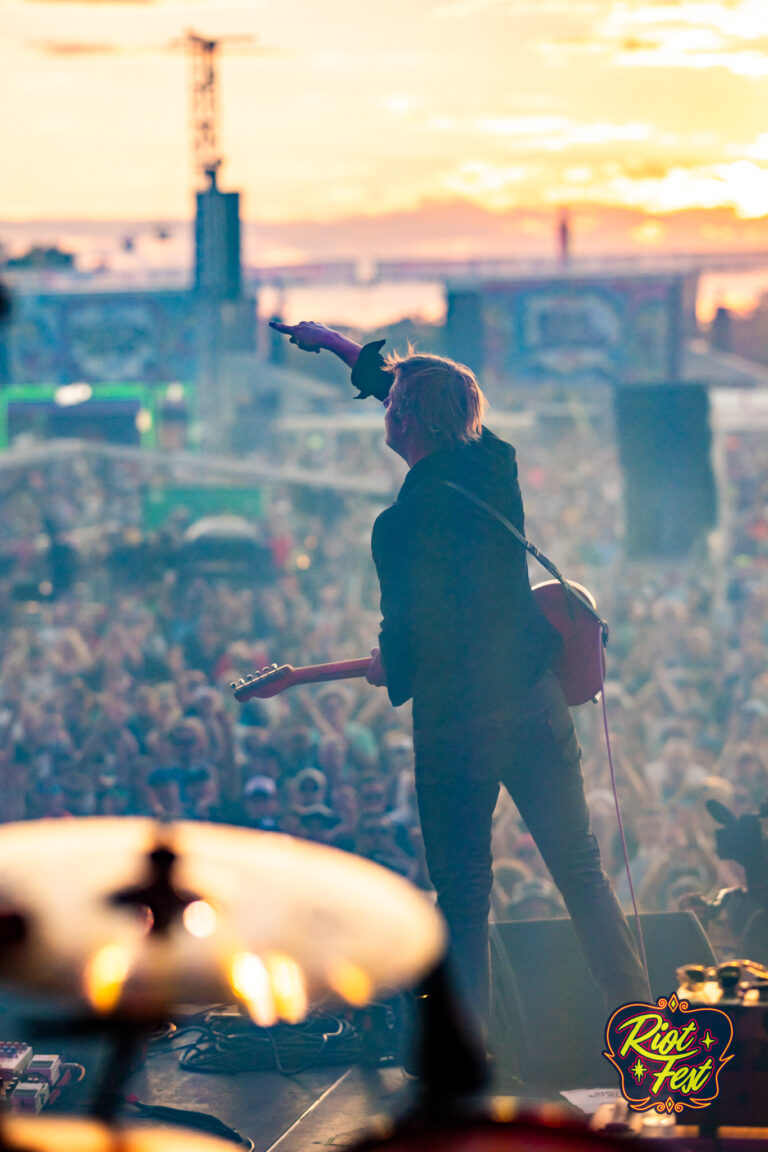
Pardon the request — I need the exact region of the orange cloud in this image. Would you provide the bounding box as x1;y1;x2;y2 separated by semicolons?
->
24;0;156;4
28;41;120;54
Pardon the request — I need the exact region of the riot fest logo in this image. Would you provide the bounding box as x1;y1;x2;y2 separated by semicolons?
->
604;994;734;1115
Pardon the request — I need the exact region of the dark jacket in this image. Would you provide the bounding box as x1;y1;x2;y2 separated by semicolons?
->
352;343;560;729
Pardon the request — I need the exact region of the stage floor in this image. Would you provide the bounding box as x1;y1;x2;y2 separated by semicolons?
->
136;1038;590;1151
142;1058;414;1151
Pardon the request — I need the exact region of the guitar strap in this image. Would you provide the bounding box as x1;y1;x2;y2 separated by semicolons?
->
441;480;608;644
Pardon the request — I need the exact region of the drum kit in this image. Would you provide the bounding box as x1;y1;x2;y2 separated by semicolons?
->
0;818;636;1151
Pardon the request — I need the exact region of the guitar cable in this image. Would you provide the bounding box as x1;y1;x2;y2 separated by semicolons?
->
596;629;653;1004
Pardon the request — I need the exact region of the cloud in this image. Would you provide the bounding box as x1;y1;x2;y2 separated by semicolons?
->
477;117;653;149
619;36;665;52
741;133;768;160
429;148;768;219
629;49;768;75
440;161;534;208
476;115;570;137
26;32;283;59
563;159;768;218
433;0;600;16
539;0;768;76
420;112;656;152
616;2;766;40
23;0;156;4
28;40;121;54
379;93;421;119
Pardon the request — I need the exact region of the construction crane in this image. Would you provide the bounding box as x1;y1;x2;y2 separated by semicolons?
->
32;30;265;194
176;31;257;190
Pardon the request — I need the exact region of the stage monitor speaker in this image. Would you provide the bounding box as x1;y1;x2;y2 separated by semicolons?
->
614;385;717;559
489;911;716;1091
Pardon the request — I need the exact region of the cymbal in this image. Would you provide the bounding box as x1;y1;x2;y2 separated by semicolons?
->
0;1115;237;1151
0;818;444;1021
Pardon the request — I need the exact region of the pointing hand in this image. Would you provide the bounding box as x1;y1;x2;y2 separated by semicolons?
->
268;319;336;353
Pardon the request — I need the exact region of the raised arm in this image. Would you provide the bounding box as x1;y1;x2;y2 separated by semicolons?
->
268;319;392;401
268;320;362;368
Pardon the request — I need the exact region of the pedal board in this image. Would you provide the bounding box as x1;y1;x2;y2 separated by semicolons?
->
0;1044;68;1113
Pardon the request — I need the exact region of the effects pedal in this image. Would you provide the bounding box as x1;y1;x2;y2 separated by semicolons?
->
0;1042;32;1081
9;1080;49;1114
24;1055;62;1087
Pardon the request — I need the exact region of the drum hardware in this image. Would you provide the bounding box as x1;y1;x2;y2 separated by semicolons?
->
674;958;768;1131
0;817;445;1148
0;818;444;1019
677;958;768;1005
0;816;650;1147
108;844;200;937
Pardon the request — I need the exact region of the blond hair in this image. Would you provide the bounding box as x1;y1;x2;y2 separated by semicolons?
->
385;347;488;449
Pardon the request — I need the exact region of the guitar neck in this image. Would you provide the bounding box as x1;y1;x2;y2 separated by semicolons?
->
233;657;373;702
291;658;371;687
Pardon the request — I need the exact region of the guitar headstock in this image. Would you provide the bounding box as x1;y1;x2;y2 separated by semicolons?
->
231;663;295;702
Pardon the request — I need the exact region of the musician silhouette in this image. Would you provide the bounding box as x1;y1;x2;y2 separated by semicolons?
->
270;319;647;1046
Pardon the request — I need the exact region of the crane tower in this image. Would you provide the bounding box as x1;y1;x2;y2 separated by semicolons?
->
181;31;257;451
181;30;253;298
184;31;253;188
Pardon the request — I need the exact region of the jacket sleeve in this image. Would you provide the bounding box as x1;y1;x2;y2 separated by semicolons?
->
371;507;413;707
350;339;392;401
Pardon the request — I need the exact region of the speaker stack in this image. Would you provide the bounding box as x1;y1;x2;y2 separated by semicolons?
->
614;385;717;559
489;911;716;1089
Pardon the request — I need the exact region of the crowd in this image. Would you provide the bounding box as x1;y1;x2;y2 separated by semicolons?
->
1;398;767;959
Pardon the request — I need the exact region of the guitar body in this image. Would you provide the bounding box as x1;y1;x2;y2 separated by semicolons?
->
532;580;605;706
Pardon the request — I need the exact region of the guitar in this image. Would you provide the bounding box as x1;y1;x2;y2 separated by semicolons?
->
531;579;606;706
232;581;605;707
232;657;372;702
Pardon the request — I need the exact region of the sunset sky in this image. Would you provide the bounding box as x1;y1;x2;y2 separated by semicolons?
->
4;0;768;231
